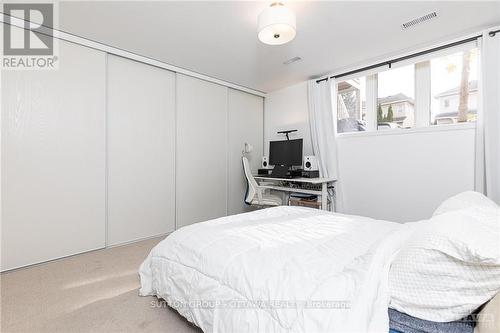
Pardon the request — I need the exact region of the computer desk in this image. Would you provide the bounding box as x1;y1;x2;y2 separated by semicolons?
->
253;175;337;211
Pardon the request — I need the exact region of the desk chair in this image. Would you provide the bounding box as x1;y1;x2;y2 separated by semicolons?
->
242;156;282;207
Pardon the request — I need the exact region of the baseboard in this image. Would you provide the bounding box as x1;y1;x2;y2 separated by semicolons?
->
106;232;171;248
0;245;106;273
1;232;172;273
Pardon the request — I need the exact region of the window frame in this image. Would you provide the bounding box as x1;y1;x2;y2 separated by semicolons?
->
334;40;479;137
336;121;475;139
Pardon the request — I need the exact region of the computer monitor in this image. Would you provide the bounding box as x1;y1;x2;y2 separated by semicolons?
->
269;139;303;167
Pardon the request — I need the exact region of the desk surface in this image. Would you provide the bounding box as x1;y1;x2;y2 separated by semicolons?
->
253;175;336;184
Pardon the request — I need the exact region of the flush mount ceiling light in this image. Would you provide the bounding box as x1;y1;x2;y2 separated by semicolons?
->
258;2;296;45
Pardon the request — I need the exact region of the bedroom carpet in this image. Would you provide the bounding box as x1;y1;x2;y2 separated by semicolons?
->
0;237;201;333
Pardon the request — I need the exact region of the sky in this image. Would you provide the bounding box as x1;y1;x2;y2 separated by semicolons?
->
374;48;479;118
430;49;479;116
378;65;414;98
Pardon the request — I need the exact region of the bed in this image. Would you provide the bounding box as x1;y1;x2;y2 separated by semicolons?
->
139;193;500;333
139;206;419;332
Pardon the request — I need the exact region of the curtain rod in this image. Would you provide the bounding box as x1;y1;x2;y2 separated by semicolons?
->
316;29;498;84
489;28;500;37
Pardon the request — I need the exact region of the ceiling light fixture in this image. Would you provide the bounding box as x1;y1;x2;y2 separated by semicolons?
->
258;2;296;45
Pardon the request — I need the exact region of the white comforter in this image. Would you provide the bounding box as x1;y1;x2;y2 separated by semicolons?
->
139;206;418;332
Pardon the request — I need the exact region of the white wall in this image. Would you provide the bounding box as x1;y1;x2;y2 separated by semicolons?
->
337;127;475;221
264;81;313;156
264;81;476;222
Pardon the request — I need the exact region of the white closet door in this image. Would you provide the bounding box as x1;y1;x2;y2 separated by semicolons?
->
227;89;264;215
107;55;176;246
1;41;106;271
176;74;228;227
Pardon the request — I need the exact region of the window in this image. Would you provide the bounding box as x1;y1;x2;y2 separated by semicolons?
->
336;77;366;133
333;43;480;134
377;65;415;129
430;48;479;125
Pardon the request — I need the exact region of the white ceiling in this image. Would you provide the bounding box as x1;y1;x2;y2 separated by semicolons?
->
58;1;500;93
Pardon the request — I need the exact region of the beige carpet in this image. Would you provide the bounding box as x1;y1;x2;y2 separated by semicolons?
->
0;237;201;333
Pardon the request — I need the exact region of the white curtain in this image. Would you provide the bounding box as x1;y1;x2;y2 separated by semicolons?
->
477;28;500;204
307;78;344;211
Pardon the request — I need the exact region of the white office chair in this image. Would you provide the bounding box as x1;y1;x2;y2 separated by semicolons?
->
242;156;283;207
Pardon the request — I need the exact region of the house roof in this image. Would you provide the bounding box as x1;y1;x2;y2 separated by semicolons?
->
435;80;478;98
435;109;477;118
378;93;414;105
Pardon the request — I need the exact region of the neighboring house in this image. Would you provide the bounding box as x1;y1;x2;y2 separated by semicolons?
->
378;93;415;128
433;80;478;124
337;81;416;131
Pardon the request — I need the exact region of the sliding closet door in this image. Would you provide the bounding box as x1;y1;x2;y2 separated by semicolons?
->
1;41;106;271
227;89;264;215
107;55;176;246
176;74;228;227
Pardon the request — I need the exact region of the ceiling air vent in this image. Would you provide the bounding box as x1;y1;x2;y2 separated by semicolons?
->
402;12;438;30
283;57;302;65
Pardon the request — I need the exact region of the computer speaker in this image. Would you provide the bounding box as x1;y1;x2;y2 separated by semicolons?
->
262;156;270;169
303;156;318;171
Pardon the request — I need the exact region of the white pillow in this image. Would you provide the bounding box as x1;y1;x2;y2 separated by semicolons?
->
433;191;497;217
389;204;500;322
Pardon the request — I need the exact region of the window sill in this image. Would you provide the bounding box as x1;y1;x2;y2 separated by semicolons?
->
336;122;476;139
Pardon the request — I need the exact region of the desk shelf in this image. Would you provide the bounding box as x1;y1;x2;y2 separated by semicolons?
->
260;185;322;196
253;175;336;211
